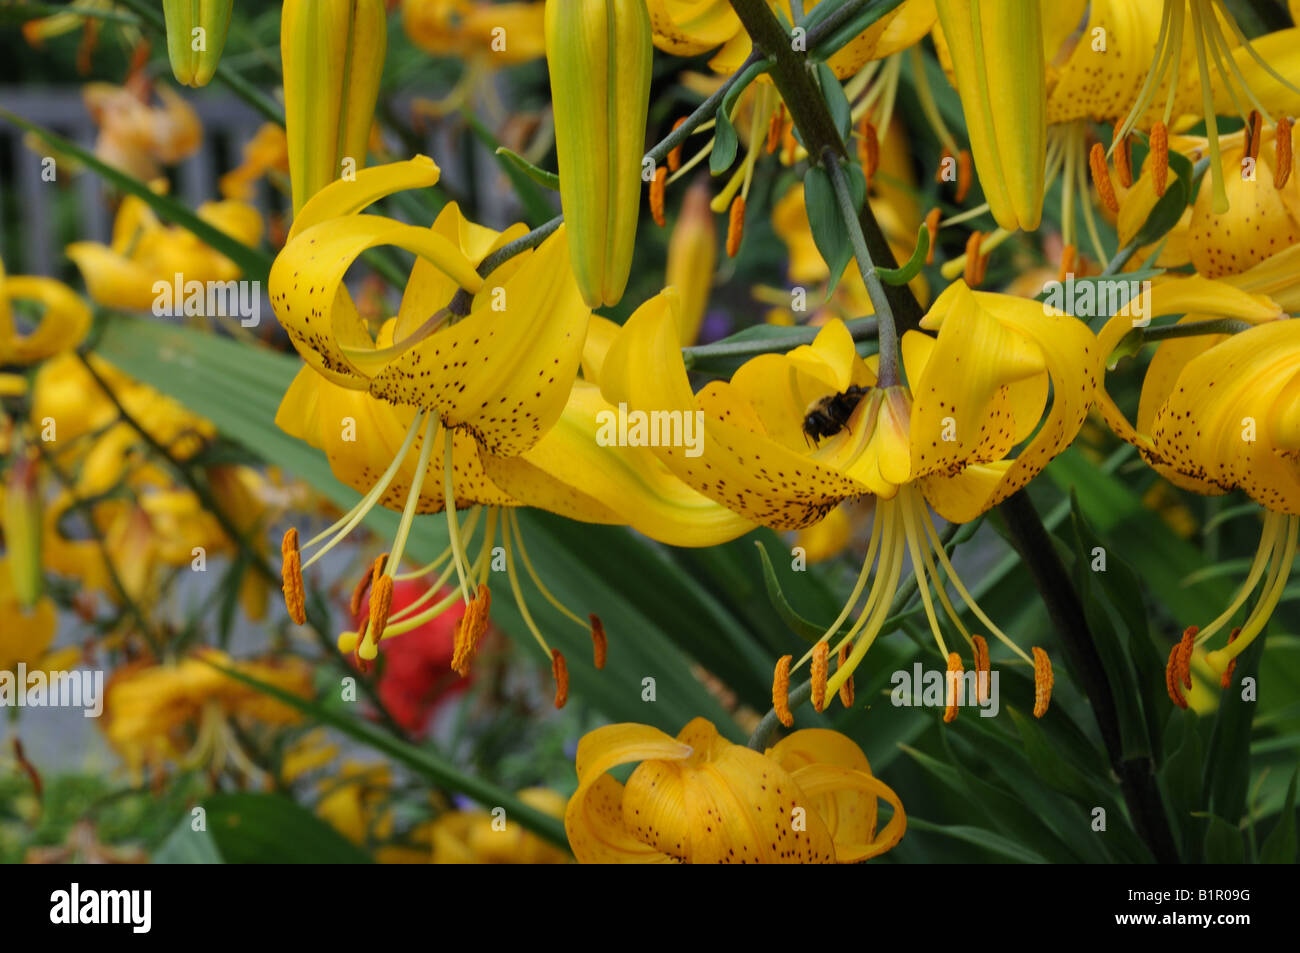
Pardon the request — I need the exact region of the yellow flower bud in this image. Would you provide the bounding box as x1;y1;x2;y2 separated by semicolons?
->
3;447;43;610
545;0;653;307
281;0;388;215
163;0;234;88
932;0;1046;232
665;180;716;346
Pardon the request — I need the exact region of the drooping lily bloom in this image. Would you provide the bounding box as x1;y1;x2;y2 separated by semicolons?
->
0;261;92;365
101;649;312;781
601;282;1099;720
271;157;599;689
564;717;905;863
0;556;77;676
402;0;546;65
66;192;262;313
83;81;201;181
1094;276;1295;701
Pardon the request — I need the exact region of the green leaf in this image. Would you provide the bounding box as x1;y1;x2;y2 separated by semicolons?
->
905;816;1048;863
202;793;374;864
803;162;862;294
876;223;930;285
711;107;739;174
153;819;224;864
817;64;853;142
1131;149;1195;248
754;540;833;643
494;147;560;190
0;109;275;283
1201;813;1246;864
1258;764;1299;863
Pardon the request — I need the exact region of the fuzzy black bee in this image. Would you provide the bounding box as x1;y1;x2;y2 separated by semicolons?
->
802;384;868;446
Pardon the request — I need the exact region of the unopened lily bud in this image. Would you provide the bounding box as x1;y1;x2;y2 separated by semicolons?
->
281;0;388;214
933;0;1046;231
665;181;716;346
163;0;233;88
545;0;652;307
3;448;42;609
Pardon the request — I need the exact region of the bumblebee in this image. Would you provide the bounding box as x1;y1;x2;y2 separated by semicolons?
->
802;384;868;446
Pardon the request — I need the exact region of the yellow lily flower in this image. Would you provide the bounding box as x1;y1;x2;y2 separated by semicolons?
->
1094;277;1296;695
646;0;932;78
601;282;1096;718
273;158;598;680
564;717;905;863
83;81;201;181
219;123;290;201
66;192;262;313
101;650;312;781
0;260;92;365
402;0;546;65
431;788;570;864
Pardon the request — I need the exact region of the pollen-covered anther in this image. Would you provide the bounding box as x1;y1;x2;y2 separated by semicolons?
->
551;649;569;709
810;642;829;713
1113;127;1133;188
1150;121;1169;198
1275;118;1293;189
590;613;607;670
765;105;784;155
1032;647;1053;719
944;652;962;724
1165;643;1188;708
350;552;387;619
650;166;667;227
1220;627;1241;689
963;230;986;287
836;642;855;709
452;583;492;676
858;118;879;182
955;149;972;203
924;207;941;265
972;634;990;703
726;195;745;257
367;574;394;645
1246;110;1263;162
1177;625;1196;691
1058;243;1076;284
280;527;306;625
1089;142;1118;214
773;654;794;728
668;117;686;172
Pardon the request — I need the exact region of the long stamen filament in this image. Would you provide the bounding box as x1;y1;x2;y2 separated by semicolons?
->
508;509;587;632
1189;0;1229;213
794;504;886;670
442;426;472;603
915;496;1032;664
302;409;425;562
1196;510;1283;642
900;496;949;657
386;413;438;575
502;519;552;655
1214;514;1299;665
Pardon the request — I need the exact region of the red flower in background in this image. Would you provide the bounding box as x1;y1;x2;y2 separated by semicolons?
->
355;580;477;736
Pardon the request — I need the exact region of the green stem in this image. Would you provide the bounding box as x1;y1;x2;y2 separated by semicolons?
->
823;147;901;385
683;316;877;369
1139;317;1255;342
